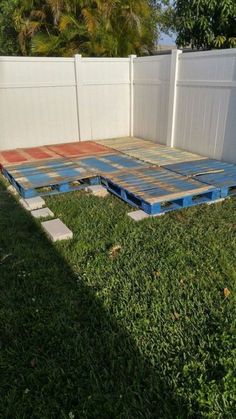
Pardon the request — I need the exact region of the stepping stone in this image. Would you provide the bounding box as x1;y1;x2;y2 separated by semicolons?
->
128;210;166;221
128;210;150;221
206;198;226;205
19;196;45;211
86;185;108;197
7;185;18;196
41;218;73;242
31;207;54;219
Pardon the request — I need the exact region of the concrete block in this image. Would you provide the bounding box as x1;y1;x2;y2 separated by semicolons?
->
31;207;54;219
128;210;150;221
41;218;73;242
206;198;226;206
128;210;166;221
86;185;109;197
19;196;45;211
7;185;18;196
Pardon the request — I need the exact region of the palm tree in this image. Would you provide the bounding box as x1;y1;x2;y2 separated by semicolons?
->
13;0;157;57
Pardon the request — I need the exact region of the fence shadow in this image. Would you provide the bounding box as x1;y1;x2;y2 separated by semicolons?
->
0;183;189;419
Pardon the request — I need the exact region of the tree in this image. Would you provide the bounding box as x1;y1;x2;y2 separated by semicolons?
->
175;0;236;49
9;0;159;57
0;0;21;55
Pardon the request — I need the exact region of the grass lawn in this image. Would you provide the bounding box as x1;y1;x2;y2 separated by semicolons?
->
0;178;235;418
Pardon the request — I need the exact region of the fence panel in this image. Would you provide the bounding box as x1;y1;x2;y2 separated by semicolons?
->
133;55;171;144
0;57;79;149
174;49;236;163
76;58;130;141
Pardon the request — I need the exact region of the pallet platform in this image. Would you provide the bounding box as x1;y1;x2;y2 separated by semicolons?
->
101;167;220;215
96;137;206;166
164;159;236;198
2;138;234;211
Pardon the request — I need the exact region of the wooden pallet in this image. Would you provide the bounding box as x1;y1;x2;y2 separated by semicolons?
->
71;152;148;174
101;166;220;215
96;137;206;166
0;146;60;169
164;159;236;198
2;159;99;198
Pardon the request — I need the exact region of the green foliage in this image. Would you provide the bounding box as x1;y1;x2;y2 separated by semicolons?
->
175;0;236;49
1;0;159;57
0;177;236;417
0;0;21;55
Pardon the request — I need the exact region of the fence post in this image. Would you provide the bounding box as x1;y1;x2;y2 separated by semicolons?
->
129;54;136;137
166;49;182;147
74;54;82;141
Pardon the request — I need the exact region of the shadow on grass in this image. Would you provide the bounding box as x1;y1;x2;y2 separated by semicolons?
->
0;183;189;419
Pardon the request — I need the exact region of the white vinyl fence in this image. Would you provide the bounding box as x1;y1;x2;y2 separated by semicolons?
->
0;49;236;163
133;54;171;145
133;48;236;164
0;56;131;150
174;50;236;164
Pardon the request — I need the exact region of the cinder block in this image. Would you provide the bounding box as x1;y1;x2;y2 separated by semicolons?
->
41;218;73;242
86;185;109;197
31;207;54;219
128;210;150;221
128;210;166;221
19;196;45;211
7;185;18;196
206;198;226;205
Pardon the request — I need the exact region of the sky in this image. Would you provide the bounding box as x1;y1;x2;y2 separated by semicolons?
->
159;32;176;45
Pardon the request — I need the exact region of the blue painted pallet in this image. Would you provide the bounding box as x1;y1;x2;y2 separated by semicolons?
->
101;166;220;215
2;158;99;198
72;152;148;173
164;159;236;198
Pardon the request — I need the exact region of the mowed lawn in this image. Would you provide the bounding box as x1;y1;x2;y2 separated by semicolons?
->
0;178;235;419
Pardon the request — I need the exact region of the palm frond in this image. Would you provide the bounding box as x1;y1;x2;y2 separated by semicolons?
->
82;8;99;34
31;32;60;55
46;0;64;25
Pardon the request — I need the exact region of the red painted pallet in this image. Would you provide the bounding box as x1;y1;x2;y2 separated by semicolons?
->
0;146;60;170
47;141;112;158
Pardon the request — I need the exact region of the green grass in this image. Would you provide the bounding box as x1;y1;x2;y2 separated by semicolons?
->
0;179;235;418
